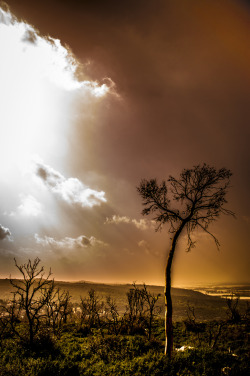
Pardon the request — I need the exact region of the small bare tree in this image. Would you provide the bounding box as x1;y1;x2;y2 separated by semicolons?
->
45;287;72;335
226;294;241;323
184;304;205;346
0;298;19;339
137;164;234;357
141;284;161;340
125;283;145;334
80;289;105;337
8;257;54;346
105;296;123;335
124;283;161;338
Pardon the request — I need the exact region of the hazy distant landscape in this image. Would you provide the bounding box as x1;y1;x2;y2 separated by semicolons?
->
193;284;250;300
1;279;249;321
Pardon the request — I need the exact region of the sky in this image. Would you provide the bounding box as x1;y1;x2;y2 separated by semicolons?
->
0;0;249;286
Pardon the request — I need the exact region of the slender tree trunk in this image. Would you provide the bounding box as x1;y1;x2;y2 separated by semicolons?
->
29;322;34;346
164;248;174;357
148;312;153;341
164;221;186;357
25;301;34;346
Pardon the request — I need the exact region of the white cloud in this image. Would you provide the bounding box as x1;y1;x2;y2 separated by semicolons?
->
0;5;116;181
138;239;159;257
105;215;155;230
0;6;113;94
0;4;13;25
132;219;154;230
138;239;150;254
34;159;106;208
10;194;42;217
105;215;130;225
0;224;11;241
138;240;149;248
35;234;107;249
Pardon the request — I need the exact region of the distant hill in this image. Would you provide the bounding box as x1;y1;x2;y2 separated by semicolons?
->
0;279;247;321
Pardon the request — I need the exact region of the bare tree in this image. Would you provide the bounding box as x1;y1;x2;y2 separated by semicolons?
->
9;257;53;346
125;283;145;334
140;284;161;340
105;296;123;335
226;293;241;323
137;163;234;357
0;297;20;339
184;303;205;346
45;287;72;335
123;283;161;338
80;289;105;337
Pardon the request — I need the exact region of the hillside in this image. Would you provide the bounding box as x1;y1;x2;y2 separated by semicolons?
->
0;279;243;321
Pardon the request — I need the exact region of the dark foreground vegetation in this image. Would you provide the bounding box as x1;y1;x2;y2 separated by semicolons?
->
0;259;249;375
0;319;248;375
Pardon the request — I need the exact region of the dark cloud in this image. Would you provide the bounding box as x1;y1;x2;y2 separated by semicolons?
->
81;236;91;247
35;162;63;189
22;29;37;44
0;224;11;240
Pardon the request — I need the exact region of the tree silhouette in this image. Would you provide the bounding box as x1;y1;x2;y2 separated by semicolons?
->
9;258;53;346
137;164;234;357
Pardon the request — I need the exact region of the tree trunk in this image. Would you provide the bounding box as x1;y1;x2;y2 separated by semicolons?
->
165;250;174;357
29;323;34;346
164;221;186;357
25;302;34;346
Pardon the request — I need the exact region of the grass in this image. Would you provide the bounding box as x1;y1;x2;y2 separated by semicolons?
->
0;319;248;375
